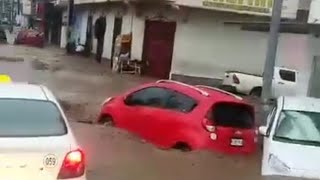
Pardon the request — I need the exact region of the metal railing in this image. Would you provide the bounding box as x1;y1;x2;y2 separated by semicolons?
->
195;85;243;100
156;80;210;97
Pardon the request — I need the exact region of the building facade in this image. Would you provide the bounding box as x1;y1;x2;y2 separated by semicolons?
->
59;0;315;96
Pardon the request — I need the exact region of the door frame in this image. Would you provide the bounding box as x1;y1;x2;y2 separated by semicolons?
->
142;20;177;79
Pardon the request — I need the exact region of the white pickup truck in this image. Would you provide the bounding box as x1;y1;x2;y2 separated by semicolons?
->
221;67;298;98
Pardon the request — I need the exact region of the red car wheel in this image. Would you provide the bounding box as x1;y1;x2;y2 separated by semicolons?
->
98;115;115;127
172;142;192;152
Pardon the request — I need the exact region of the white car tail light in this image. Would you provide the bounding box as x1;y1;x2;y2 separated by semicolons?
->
57;149;85;179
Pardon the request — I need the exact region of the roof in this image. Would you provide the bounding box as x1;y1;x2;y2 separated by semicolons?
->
155;80;246;104
282;96;320;113
0;83;48;100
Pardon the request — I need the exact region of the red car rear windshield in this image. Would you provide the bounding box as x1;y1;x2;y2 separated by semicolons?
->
208;102;254;129
0;99;67;137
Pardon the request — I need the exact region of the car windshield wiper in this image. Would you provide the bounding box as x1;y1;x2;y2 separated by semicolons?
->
274;135;296;141
274;136;320;145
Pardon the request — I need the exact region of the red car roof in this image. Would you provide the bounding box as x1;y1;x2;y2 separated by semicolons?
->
151;80;249;105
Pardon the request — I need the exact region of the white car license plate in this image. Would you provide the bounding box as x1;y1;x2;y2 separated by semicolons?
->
230;138;243;146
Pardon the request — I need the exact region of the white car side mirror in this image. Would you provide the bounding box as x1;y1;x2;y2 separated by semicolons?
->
259;126;267;136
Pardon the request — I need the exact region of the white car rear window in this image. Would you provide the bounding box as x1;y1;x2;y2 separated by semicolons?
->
0;99;67;137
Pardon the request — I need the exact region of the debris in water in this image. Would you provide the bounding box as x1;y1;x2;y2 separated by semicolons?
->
32;59;49;70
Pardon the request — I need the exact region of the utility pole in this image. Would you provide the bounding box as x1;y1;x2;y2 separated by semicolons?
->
10;0;14;31
261;0;284;101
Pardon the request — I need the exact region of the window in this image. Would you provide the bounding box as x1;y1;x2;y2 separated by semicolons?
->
125;87;171;108
279;70;296;82
0;99;67;137
125;87;198;113
165;91;198;113
266;106;277;137
208;103;254;129
274;110;320;146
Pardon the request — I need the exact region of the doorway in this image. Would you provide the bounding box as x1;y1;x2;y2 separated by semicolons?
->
142;20;176;79
84;15;93;56
308;56;320;98
111;17;123;68
45;3;62;45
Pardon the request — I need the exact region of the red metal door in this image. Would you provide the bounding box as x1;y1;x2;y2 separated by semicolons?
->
143;20;176;79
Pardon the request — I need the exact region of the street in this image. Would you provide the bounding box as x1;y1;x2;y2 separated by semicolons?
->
0;45;263;180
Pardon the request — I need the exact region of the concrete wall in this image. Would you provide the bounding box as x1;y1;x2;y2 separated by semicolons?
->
299;0;311;10
131;11;145;60
171;9;313;95
58;3;315;97
308;0;320;24
171;9;311;77
127;7;313;95
73;3;133;59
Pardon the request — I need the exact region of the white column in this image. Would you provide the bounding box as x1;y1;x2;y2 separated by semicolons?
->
308;0;320;24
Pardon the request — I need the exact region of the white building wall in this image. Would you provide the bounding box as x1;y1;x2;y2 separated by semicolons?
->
79;10;89;45
121;8;133;35
171;9;312;95
104;11;115;59
131;14;145;60
60;10;68;48
88;4;131;59
298;0;311;10
308;0;320;24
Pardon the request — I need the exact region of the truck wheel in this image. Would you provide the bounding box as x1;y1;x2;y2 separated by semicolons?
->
250;87;262;97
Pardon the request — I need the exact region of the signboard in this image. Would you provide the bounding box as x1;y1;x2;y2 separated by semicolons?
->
22;0;32;15
203;0;274;14
202;0;299;18
175;0;298;19
308;0;320;24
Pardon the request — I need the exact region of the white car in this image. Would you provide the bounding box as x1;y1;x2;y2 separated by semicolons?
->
259;96;320;179
222;67;298;98
0;83;86;180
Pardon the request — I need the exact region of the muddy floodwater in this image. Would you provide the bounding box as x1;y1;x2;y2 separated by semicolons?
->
0;45;267;180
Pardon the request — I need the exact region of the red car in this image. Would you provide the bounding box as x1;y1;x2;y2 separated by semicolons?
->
97;80;257;154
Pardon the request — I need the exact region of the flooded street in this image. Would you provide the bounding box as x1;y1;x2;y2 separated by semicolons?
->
0;45;263;180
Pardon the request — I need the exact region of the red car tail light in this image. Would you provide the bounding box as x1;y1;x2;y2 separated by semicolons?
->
57;149;85;179
233;74;240;84
202;119;216;132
